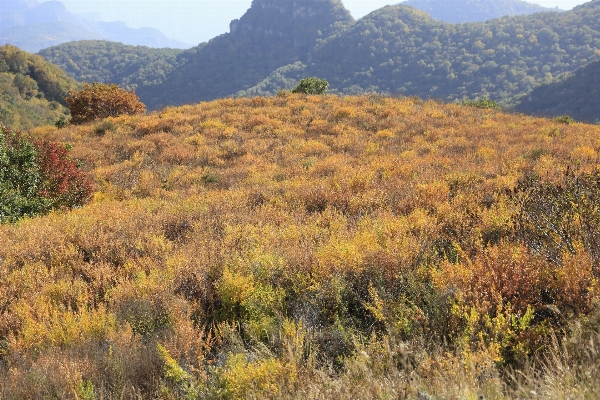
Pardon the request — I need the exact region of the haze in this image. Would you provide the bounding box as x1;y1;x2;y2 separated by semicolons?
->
54;0;589;46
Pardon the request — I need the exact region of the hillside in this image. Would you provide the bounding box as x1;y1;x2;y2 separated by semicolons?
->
39;41;184;91
0;0;189;52
73;0;600;109
516;60;600;123
1;94;600;397
0;44;79;130
402;0;558;24
136;0;353;109
305;2;600;102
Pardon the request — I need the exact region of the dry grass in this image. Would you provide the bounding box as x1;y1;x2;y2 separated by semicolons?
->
1;94;599;398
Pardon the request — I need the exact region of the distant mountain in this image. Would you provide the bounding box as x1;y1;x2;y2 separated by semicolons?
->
39;41;184;91
137;0;354;109
0;44;80;130
516;60;600;123
401;0;559;24
0;0;190;52
38;0;600;110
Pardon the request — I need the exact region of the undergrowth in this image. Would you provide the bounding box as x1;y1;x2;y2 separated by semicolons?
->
1;94;599;398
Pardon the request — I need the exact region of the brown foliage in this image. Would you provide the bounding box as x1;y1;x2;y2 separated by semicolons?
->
65;82;146;125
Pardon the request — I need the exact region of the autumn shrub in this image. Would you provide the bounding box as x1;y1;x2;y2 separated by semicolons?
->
65;82;146;125
0;126;93;222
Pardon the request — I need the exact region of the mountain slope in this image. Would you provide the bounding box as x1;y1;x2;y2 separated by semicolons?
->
39;41;184;91
402;0;558;24
0;44;80;130
137;0;354;109
516;60;600;123
305;2;600;102
0;0;189;52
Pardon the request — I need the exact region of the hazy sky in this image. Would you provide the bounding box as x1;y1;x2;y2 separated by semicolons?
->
55;0;590;46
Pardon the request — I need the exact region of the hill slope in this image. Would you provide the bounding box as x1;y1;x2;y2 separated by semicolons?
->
35;0;600;109
137;0;354;108
1;94;599;397
0;0;189;52
306;2;600;102
39;41;184;91
402;0;558;23
516;60;600;123
0;44;79;130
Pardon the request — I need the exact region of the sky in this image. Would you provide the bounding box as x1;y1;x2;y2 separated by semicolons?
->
55;0;590;46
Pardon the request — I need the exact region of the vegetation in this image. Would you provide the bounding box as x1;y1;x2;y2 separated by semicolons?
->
0;125;93;223
0;94;599;397
136;0;353;109
0;44;80;130
36;1;600;113
516;59;600;123
39;40;184;91
66;82;146;125
307;2;600;102
291;77;329;94
403;0;558;24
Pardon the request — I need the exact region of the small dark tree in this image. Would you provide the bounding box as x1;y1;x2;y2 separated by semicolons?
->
292;77;329;95
65;82;146;125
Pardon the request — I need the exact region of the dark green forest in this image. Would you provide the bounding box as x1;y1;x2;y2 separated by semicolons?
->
31;0;600;120
516;60;600;122
0;44;79;130
39;41;184;91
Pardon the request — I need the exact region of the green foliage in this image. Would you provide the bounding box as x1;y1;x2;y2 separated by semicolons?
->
39;40;184;92
136;0;354;108
516;60;600;123
292;77;329;94
308;3;600;102
462;97;500;109
0;125;93;223
0;44;79;130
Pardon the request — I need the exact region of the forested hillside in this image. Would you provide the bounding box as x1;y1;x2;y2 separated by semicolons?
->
134;0;600;108
306;2;600;102
402;0;557;23
1;94;599;398
39;41;184;91
136;0;353;109
33;0;600;115
516;60;600;123
0;44;79;130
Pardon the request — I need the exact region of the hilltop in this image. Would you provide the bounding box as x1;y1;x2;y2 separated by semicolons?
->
516;60;600;123
0;44;79;130
1;94;599;397
38;41;184;91
402;0;559;24
0;0;189;52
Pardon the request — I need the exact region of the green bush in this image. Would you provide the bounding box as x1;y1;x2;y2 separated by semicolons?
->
462;97;500;109
292;77;329;95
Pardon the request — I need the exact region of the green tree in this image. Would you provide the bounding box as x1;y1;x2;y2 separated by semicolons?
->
292;77;329;94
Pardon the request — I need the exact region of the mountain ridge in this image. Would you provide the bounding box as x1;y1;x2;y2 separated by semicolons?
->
0;0;190;52
400;0;559;24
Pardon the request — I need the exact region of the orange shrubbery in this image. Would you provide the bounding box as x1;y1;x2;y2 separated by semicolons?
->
1;94;600;397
